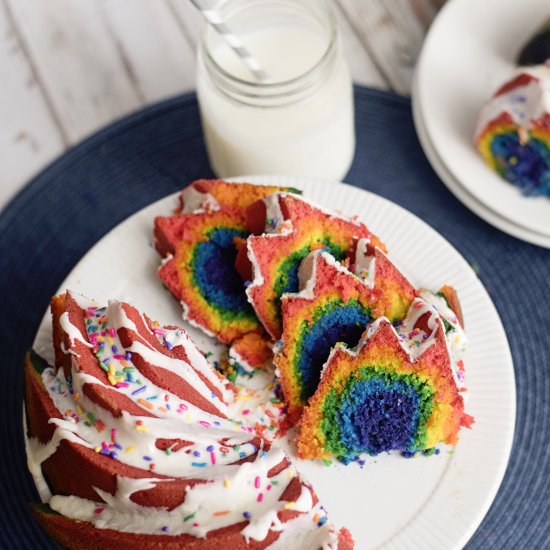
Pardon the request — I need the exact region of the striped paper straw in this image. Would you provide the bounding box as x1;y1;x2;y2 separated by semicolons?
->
190;0;269;82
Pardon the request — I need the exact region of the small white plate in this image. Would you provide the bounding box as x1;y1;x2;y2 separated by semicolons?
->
416;0;550;237
32;177;516;549
412;77;550;248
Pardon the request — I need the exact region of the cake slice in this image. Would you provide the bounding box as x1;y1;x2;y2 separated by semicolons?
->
177;178;301;214
155;180;300;351
275;244;415;423
156;208;262;345
475;63;550;197
297;297;473;462
26;292;352;549
243;193;387;340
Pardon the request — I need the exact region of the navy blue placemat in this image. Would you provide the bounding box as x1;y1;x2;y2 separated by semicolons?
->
0;87;548;549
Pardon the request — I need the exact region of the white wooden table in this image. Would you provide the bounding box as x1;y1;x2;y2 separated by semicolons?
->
0;0;444;210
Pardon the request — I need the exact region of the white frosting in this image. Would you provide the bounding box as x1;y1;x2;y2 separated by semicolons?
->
475;64;550;139
265;507;340;550
263;193;285;234
352;237;377;288
180;185;220;214
178;297;217;338
26;293;339;545
59;312;93;352
296;251;319;299
418;289;467;391
47;449;317;541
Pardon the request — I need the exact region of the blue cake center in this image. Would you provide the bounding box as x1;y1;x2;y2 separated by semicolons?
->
338;378;421;455
491;134;550;196
298;302;370;402
193;227;253;315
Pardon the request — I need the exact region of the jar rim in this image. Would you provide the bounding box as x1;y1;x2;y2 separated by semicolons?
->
200;0;337;91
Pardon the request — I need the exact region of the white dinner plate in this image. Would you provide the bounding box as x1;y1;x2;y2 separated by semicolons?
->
416;0;550;237
32;177;516;549
412;77;550;249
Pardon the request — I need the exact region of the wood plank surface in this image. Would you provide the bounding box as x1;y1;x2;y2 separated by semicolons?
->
6;0;143;143
337;0;429;94
0;0;442;210
101;0;196;102
0;0;64;207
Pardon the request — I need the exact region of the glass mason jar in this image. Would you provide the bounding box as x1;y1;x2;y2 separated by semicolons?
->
196;0;355;181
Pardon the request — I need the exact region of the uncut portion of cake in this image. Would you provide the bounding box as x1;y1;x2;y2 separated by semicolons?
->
242;193;387;341
475;62;550;197
25;291;353;549
297;294;473;463
275;240;416;423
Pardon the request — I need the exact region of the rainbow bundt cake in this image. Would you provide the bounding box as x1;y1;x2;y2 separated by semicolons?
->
244;193;386;340
155;180;298;351
275;244;416;423
475;62;550;197
297;295;472;462
25;291;353;549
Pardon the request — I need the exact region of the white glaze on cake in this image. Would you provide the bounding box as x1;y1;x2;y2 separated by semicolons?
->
475;63;550;140
26;293;342;546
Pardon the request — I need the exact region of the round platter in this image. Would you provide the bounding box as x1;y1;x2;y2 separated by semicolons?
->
32;176;516;550
416;0;550;238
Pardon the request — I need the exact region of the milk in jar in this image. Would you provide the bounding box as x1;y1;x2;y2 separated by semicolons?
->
196;0;355;181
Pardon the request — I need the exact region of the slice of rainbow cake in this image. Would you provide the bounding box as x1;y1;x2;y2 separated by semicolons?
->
275;242;416;423
297;296;473;462
154;181;299;347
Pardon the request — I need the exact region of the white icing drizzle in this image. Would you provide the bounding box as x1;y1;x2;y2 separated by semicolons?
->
475;64;550;139
418;289;467;392
179;298;217;338
27;293;339;545
352;237;377;288
263;193;285;234
46;449;329;542
265;506;339;550
109;300;232;410
363;297;440;361
296;251;319;299
159;253;174;267
180;185;220;214
59;312;93;352
23;409;52;502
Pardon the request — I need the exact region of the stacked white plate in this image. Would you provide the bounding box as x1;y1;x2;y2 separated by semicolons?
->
413;0;550;248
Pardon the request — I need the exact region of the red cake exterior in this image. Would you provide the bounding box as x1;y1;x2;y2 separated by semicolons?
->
25;292;352;549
